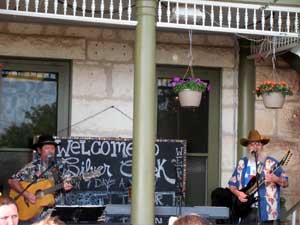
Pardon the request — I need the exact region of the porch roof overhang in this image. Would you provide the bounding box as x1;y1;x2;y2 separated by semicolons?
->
0;0;299;56
1;0;299;36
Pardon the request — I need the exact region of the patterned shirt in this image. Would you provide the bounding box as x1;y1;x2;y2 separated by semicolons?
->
11;157;66;183
228;156;288;221
11;155;71;222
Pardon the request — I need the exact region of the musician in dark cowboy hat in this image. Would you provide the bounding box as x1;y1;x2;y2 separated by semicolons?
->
228;130;288;225
8;135;73;222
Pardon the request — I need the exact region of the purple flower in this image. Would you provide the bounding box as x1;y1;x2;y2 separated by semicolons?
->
171;81;177;87
173;77;181;82
207;84;212;92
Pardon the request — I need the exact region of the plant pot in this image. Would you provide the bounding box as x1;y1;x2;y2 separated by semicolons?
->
262;92;286;109
178;89;202;107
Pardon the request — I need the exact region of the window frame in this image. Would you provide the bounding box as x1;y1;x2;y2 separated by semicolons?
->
0;57;71;151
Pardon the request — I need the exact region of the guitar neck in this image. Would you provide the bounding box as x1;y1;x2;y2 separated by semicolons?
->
43;183;64;195
256;165;278;190
246;157;286;195
38;169;101;196
42;176;81;196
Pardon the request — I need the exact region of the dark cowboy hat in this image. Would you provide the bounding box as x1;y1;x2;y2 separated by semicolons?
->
240;130;270;147
32;135;59;150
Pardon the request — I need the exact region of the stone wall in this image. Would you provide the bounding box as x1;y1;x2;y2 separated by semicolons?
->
0;21;237;140
255;58;300;210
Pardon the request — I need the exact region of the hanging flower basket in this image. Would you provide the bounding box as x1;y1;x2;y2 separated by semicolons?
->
178;89;202;107
169;62;211;108
262;92;286;109
256;80;293;109
171;75;211;107
169;31;212;107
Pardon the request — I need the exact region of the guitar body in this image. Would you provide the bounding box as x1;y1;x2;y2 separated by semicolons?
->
9;179;55;221
9;169;102;221
232;176;258;219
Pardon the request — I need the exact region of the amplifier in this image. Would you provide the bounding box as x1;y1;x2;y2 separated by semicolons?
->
52;205;106;223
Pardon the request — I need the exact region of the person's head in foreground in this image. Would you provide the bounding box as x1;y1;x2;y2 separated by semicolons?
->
0;196;18;225
32;216;66;225
173;214;211;225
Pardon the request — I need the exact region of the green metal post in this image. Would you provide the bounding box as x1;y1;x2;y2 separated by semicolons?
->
132;1;157;225
237;41;255;160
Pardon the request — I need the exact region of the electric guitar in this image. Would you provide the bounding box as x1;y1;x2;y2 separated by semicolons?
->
9;169;102;221
232;150;292;219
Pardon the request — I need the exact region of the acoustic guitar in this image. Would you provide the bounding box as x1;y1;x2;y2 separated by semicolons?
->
9;169;102;221
232;150;292;219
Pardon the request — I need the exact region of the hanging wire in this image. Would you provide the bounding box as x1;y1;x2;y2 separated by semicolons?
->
188;29;193;66
271;36;279;81
258;38;272;58
183;30;195;79
58;105;132;134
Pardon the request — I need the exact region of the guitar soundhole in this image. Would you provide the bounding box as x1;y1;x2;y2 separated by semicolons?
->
24;198;30;207
36;190;44;199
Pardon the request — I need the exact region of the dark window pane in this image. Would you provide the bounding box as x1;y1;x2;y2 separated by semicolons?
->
179;89;209;153
185;156;207;206
0;151;32;193
157;79;179;139
0;70;57;148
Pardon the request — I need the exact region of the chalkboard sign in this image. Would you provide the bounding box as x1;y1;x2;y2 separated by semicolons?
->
55;137;186;207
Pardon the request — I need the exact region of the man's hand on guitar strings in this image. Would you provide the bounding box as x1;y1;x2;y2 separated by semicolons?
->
264;172;275;184
237;191;248;203
63;180;73;191
265;172;288;187
23;191;37;204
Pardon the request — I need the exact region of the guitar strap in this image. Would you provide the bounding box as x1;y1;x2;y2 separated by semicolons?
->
14;161;57;201
51;167;62;187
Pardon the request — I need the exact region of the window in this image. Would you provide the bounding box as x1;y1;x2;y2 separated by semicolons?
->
0;69;58;148
0;58;70;193
0;58;70;149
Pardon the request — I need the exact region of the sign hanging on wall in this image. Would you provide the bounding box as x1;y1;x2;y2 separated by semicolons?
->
55;137;186;206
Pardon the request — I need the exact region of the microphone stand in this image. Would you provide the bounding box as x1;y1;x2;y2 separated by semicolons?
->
14;159;56;201
254;151;261;225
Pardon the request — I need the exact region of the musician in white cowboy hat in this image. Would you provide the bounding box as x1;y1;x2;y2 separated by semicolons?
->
8;135;73;222
228;130;288;225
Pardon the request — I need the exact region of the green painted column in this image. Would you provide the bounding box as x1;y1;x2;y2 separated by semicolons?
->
237;41;255;160
132;1;157;225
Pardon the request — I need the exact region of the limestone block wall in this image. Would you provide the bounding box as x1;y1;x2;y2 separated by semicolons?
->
0;21;237;141
221;67;239;187
0;21;254;197
255;58;300;211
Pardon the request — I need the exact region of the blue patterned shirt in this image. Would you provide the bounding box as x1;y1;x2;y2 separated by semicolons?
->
228;156;288;221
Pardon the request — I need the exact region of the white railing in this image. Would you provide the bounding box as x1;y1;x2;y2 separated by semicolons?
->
1;0;137;26
1;0;300;38
157;0;300;38
250;36;300;58
283;200;300;225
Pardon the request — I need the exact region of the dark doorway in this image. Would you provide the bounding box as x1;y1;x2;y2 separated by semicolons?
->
157;65;221;205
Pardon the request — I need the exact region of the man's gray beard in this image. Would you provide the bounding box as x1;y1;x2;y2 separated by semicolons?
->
246;149;267;161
